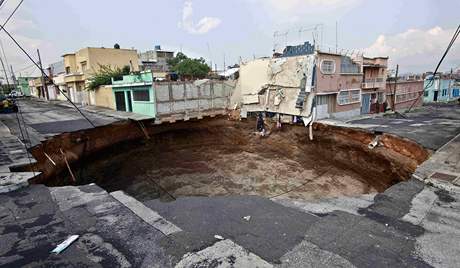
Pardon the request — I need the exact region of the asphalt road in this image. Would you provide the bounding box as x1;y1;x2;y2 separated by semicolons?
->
350;104;460;150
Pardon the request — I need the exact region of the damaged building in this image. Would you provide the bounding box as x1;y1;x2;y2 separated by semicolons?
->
232;49;371;123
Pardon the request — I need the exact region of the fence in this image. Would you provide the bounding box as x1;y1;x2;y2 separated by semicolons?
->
153;80;234;123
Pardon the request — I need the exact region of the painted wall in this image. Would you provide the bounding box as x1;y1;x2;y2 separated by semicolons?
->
423;77;456;102
17;77;35;96
386;80;424;110
315;53;362;95
93;85;115;109
112;72;155;117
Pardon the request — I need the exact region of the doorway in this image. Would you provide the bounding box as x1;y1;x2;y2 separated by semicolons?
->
115;91;126;111
433;91;438;102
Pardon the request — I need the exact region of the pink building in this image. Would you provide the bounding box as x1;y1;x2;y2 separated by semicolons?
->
386;79;424;111
361;57;388;114
315;51;363;119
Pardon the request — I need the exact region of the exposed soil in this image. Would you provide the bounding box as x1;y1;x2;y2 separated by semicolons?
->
49;117;428;202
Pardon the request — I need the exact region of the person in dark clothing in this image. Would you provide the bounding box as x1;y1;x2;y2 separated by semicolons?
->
256;113;265;133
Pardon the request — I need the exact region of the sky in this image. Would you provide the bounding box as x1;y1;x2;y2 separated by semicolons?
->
0;0;459;78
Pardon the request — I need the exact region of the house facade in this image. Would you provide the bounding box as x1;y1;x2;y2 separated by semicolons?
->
63;47;139;104
423;74;460;103
360;57;388;114
315;51;363;119
111;71;155;117
386;79;424;111
139;45;174;79
234;48;389;121
16;77;36;96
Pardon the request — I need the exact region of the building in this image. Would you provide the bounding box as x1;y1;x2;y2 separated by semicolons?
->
63;47;139;104
360;57;388;114
111;71;155;117
233;44;390;121
16;77;36;96
423;73;460;103
282;41;315;57
49;60;67;101
386;78;424;111
315;51;363;119
139;45;174;79
29;69;58;100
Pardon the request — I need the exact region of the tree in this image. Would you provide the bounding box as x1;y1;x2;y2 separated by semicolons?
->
168;53;210;79
86;64;130;91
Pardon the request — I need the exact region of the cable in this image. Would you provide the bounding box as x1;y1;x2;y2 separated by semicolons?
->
405;24;460;113
0;1;96;128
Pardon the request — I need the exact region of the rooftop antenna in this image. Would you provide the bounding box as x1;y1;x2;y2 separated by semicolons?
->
335;21;338;53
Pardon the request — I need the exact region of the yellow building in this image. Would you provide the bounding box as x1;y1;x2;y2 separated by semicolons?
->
63;47;139;104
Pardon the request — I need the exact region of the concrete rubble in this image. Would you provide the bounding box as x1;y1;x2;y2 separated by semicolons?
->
232;55;316;124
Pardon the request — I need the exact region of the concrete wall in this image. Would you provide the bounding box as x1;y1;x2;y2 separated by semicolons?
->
93;85;115;109
86;47;139;74
154;80;233;122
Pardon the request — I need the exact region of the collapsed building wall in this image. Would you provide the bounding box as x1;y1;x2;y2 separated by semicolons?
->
231;55;316;123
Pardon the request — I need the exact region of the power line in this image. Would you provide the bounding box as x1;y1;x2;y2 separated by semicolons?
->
0;1;96;127
405;24;460;113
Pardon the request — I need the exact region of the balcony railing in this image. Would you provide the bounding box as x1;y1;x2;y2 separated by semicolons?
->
362;77;385;89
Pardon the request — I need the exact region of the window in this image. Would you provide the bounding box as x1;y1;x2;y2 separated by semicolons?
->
351;90;361;103
423;91;428;97
65;66;70;74
337;91;350;105
337;89;361;105
132;90;150;101
340;56;360;74
81;61;87;71
316;95;329;105
453;88;460;97
320;60;335;74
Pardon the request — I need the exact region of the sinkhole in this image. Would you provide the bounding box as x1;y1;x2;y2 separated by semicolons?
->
36;117;429;202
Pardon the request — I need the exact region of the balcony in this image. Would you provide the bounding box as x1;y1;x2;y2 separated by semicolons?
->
362;77;385;89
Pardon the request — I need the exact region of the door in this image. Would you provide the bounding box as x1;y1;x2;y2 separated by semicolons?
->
361;94;371;114
433;91;438;102
115;91;126;111
126;91;133;112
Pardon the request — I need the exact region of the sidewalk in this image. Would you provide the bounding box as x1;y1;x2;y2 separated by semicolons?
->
0;121;39;193
414;132;460;192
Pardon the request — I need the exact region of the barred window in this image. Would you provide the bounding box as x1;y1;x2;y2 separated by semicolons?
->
321;60;335;74
337;91;350;105
351;90;361;103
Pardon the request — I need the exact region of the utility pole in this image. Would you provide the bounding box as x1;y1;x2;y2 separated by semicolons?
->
335;21;338;53
0;54;10;88
10;65;18;90
448;68;453;99
392;64;399;112
37;49;49;100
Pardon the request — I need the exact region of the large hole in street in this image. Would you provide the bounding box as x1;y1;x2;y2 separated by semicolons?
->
44;117;427;202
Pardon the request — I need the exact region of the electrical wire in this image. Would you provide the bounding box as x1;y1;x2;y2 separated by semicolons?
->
0;1;96;128
405;24;460;113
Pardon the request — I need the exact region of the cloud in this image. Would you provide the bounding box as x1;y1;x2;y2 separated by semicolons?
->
364;26;460;72
179;0;221;34
247;0;360;18
0;0;59;78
